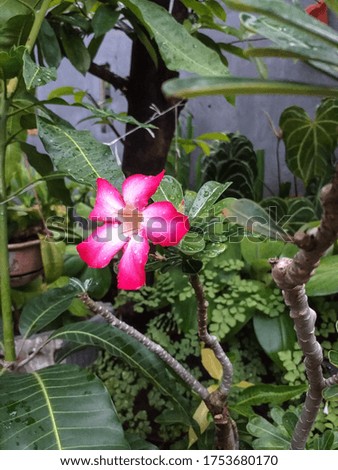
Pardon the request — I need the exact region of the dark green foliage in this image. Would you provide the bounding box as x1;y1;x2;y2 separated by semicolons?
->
201;133;259;200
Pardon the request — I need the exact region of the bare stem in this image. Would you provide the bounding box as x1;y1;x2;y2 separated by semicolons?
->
189;274;238;450
271;165;338;449
79;293;209;401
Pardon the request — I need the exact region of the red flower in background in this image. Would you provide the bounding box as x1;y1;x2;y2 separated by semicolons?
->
305;0;328;24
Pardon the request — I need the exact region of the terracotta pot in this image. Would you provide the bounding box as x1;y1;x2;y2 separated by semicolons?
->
8;239;43;287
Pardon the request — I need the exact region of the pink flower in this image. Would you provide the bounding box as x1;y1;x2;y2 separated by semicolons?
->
77;171;189;290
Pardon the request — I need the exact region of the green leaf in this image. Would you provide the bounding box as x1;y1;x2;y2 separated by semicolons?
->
178;232;205;255
326;0;338;14
163;77;338;99
253;314;296;363
282;411;298;438
312;430;335;450
240;13;338;69
152;175;184;209
306;256;338;296
237;384;307;408
223;198;289;241
280;99;338;185
241;238;285;266
49;321;194;424
247;415;290;450
60;25;91;74
225;0;338;46
22;50;56;90
20;142;72;205
189;181;231;219
125;432;158;450
79;267;112;299
122;0;228;76
329;350;338;368
323;385;338;402
39;238;66;283
38;20;61;68
0;365;129;450
0;46;25;78
19;284;80;337
37;116;124;188
92;5;119;37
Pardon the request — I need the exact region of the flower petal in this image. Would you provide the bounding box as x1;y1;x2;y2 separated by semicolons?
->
117;230;149;290
122;170;165;211
77;224;126;268
142;201;190;246
89;178;125;222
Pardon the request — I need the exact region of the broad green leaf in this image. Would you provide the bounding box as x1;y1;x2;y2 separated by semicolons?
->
253;314;296;363
225;0;338;46
122;0;228;76
240;238;285;266
152;175;184;209
0;12;33;52
163;77;338;99
306;256;338;296
223;198;289;241
125;432;158;450
92;5;119;37
312;430;335;450
178;232;205;255
240;13;338;69
247;415;290;450
323;385;338;402
19;284;80;337
329;350;338;368
39;238;66;283
237;384;307;408
79;266;112;299
280;99;338;185
0;46;25;78
20;142;72;205
0;365;128;450
37;116;124;188
38;20;62;68
282;411;298;438
60;25;91;74
22;50;56;90
49;321;194;425
189;181;231;219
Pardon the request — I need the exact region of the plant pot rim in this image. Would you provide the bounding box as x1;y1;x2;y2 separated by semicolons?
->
8;238;41;250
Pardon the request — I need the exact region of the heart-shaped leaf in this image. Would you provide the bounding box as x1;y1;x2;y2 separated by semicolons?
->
0;365;128;450
280;99;338;185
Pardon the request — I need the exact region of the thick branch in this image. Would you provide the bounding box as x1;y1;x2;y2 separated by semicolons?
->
88;62;129;94
189;274;238;450
270;166;338;450
80;293;209;401
273;166;338;289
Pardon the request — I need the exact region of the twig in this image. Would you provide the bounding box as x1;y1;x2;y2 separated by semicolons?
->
189;274;238;450
88;63;129;94
79;293;209;401
270;165;338;449
324;373;338;387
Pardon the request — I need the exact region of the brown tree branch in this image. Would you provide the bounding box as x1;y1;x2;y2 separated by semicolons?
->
79;293;209;401
270;165;338;450
88;62;129;94
189;274;238;450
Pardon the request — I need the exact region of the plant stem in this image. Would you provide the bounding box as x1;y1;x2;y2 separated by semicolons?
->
271;165;338;449
79;293;209;401
189;274;238;450
0;95;16;362
25;0;52;54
